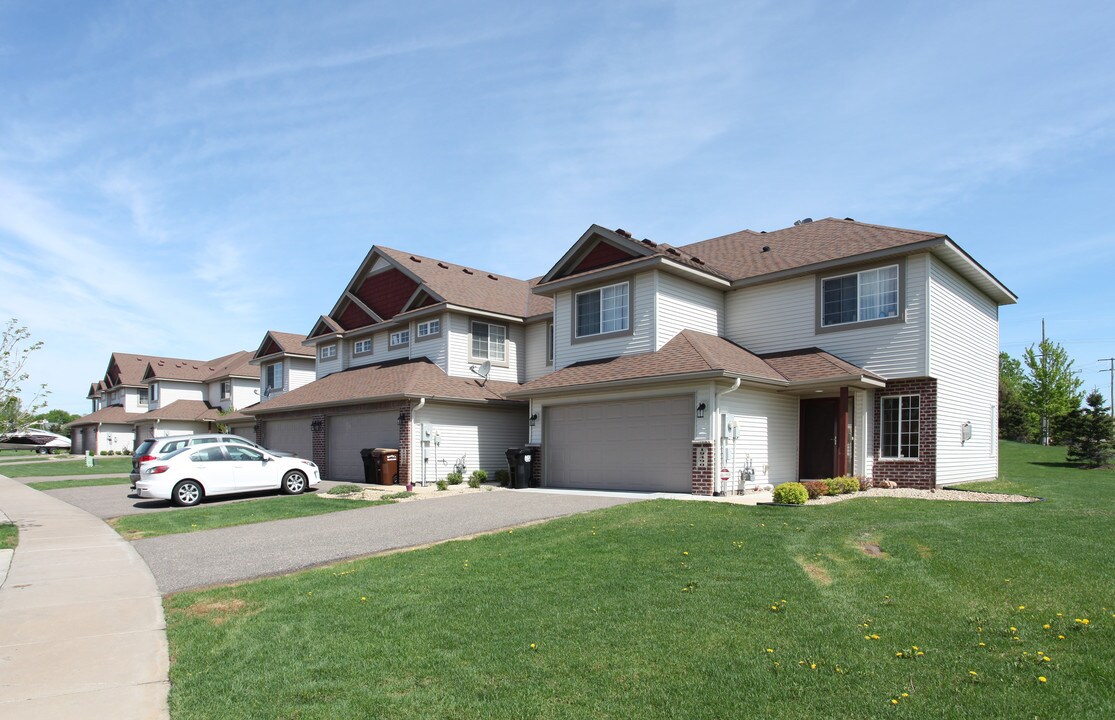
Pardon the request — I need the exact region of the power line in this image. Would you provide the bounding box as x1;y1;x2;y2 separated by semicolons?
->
1100;358;1115;418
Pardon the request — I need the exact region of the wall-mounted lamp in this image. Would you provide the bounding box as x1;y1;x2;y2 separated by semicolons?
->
529;413;538;427
310;419;323;432
397;411;408;428
961;421;972;445
696;402;706;419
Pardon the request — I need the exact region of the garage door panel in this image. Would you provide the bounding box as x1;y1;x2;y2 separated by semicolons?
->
327;412;397;481
545;396;692;492
264;419;312;459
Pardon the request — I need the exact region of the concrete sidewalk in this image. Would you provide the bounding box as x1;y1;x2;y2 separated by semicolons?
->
0;475;169;720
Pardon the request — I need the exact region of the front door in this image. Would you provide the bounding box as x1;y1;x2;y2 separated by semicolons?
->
800;398;837;479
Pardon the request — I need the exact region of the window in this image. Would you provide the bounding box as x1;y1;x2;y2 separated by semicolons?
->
881;395;920;459
546;322;554;365
354;338;373;355
575;282;629;338
191;446;227;463
471;321;506;362
226;446;263;462
265;362;283;393
138;388;149;406
320;344;337;360
220;381;231;400
390;330;410;348
822;265;899;327
417;319;440;338
150;383;159;403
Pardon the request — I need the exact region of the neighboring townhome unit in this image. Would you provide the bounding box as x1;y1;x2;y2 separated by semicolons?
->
69;352;179;454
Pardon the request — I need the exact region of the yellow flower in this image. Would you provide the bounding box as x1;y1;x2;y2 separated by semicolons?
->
901;693;909;698
530;643;537;650
765;648;774;653
1010;626;1017;632
891;699;899;705
1042;656;1051;662
1043;624;1051;629
969;671;978;676
810;663;817;669
1018;605;1026;610
1058;635;1065;639
916;651;924;656
1038;676;1047;683
895;652;903;657
682;551;689;556
978;642;986;647
360;597;366;602
912;645;919;651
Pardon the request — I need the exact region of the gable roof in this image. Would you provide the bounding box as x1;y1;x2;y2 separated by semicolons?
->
141;350;255;384
66;405;145;428
204;350;260;382
253;331;312;362
141;400;221;422
246;358;523;415
103;352;194;388
508;330;884;396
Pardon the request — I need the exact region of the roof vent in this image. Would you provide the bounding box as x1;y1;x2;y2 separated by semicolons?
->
844;217;855;222
793;218;813;226
438;262;449;269
615;228;632;238
761;245;771;253
487;274;498;280
641;238;657;247
665;247;680;256
462;268;474;275
409;255;421;262
691;256;704;265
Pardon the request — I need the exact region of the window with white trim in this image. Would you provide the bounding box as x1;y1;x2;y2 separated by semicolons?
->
881;395;919;459
822;265;899;327
390;330;410;347
320;344;337;360
138;388;149;406
265;362;283;393
546;322;554;365
353;338;373;355
575;282;629;337
220;381;231;400
417;319;440;338
150;382;159;403
471;321;506;362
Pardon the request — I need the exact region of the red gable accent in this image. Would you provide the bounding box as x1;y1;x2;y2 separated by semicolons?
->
334;301;376;330
572;241;638;274
413;293;437;309
107;363;121;385
259;337;281;357
354;268;419;319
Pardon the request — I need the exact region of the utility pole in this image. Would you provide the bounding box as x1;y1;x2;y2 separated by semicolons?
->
1040;319;1049;446
1100;357;1115;418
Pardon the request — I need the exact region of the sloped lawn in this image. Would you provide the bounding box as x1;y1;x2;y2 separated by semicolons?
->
0;457;132;477
164;442;1115;719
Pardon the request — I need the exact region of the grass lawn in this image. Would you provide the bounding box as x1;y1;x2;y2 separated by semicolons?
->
164;442;1115;719
109;494;385;540
0;523;16;550
0;457;132;477
0;452;57;464
27;477;132;491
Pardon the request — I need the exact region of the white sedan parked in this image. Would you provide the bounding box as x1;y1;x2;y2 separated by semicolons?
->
134;444;321;506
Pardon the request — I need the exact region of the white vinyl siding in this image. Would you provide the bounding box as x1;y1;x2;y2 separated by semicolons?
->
446;314;524;383
315;346;343;379
525;321;552;382
554;271;655;369
724;254;929;378
718;389;799;487
928;256;1000;484
655;271;723;349
288;359;316;393
147;381;203;410
320;344;338;360
409;403;527;485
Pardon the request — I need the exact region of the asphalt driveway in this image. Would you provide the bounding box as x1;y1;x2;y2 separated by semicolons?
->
134;490;641;594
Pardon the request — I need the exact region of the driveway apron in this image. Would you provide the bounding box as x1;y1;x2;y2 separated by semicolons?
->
136;490;641;594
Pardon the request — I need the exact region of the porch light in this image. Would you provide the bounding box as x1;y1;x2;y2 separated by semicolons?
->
529;413;538;427
310;419;323;432
397;412;408;428
696;402;706;419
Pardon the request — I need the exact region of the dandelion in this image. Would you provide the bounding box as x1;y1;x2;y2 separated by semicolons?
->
1043;624;1051;629
1042;656;1051;662
916;651;924;656
529;643;537;650
765;648;774;653
810;663;817;670
969;671;978;677
901;693;909;698
1018;605;1026;610
891;699;899;705
1010;626;1017;632
682;551;689;556
360;597;367;602
1038;676;1047;683
1058;635;1065;640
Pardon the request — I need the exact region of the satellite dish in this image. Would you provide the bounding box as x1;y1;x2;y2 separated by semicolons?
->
470;360;492;386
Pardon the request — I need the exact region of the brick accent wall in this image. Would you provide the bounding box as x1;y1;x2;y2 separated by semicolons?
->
397;403;411;486
872;377;938;488
526;445;542;486
691;442;714;495
311;412;327;476
253;421;263;446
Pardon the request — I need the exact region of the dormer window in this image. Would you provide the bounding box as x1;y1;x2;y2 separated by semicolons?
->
390;330;410;348
416;319;440;339
220;381;231;400
265;362;283;393
575;281;630;338
320;344;337;360
150;382;160;403
354;338;373;355
820;264;900;328
138;388;149;406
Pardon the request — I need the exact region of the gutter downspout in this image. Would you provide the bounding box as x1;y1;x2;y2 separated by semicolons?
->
715;378;742;494
412;398;426;487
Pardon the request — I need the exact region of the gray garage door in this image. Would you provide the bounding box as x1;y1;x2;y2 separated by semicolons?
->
264;418;312;459
229;425;255;442
544;395;693;492
327;412;399;481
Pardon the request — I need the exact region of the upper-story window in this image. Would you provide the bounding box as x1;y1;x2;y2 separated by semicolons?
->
320;344;337;360
416;319;440;339
575;282;629;338
821;264;899;327
138;388;149;406
546;322;554;365
353;338;373;355
471;321;506;362
390;330;410;348
220;381;231;400
150;382;160;403
265;362;283;393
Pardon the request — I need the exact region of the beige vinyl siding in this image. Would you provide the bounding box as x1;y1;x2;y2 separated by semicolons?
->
230;379;257;410
524;321;551;382
445;314;524;383
553;270;656;369
411;312;449;372
150;381;204;409
152;420;206;437
288;359;316;393
724;254;929;378
315;349;343;379
928;256;1000;484
718;389;799;486
655;271;723;349
123;387;147;413
410;403;527;485
94;424;136;454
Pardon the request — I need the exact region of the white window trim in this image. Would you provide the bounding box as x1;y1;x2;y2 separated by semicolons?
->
138;389;149;406
546;321;554;366
220;381;231;400
389;329;410;348
319;344;337;360
353;338;373;355
880;394;920;460
572;280;633;342
415;318;441;341
469;320;508;367
265;362;283;393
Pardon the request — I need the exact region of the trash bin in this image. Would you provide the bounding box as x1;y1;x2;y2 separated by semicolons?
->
505;447;535;489
371;448;399;485
360;448;376;483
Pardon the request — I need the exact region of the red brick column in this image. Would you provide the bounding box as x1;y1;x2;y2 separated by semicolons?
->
691;442;714;495
526;445;542;486
253;421;263;446
872;378;937;488
311;413;327;477
397;403;411;486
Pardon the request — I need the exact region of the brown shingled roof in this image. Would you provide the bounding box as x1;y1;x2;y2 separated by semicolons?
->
264;331;312;357
246;358;523;415
205;350;260;382
105;352;198;387
142;400;220;422
66;405;145;428
759;347;886;384
679;218;944;282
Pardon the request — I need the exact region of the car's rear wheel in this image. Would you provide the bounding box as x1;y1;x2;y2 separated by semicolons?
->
172;480;203;507
282;470;307;495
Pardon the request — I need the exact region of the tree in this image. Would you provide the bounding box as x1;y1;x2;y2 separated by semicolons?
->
999;352;1032;441
34;409;80;438
1;319;50;434
1021;339;1083;445
1064;390;1114;468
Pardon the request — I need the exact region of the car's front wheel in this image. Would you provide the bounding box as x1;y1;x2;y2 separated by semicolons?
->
281;470;307;495
172;480;203;507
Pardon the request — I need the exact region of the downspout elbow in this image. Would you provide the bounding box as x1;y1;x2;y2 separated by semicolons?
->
716;377;742;399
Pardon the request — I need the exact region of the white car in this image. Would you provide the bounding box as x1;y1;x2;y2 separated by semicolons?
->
134;444;320;506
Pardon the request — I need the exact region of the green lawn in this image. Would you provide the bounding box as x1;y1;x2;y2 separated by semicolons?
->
164;442;1115;719
0;457;132;477
0;523;16;550
0;452;58;464
27;477;132;490
110;494;385;540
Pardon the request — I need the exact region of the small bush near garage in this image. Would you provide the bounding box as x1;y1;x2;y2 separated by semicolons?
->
772;482;808;505
469;469;487;484
468;477;481;489
494;469;510;487
436;479;448;491
802;481;828;499
445;471;463;485
836;476;860;494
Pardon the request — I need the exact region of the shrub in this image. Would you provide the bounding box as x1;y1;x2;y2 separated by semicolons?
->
470;469;488;484
494;469;510;487
467;477;480;489
436;479;448;491
823;478;841;496
100;450;109;456
327;484;364;496
858;476;872;491
446;471;463;485
772;482;807;505
838;476;860;494
802;481;828;499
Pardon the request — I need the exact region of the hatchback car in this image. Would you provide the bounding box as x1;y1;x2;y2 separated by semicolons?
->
134;444;320;506
130;433;292;484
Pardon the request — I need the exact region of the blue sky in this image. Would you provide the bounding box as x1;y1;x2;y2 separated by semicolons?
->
1;1;1113;415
